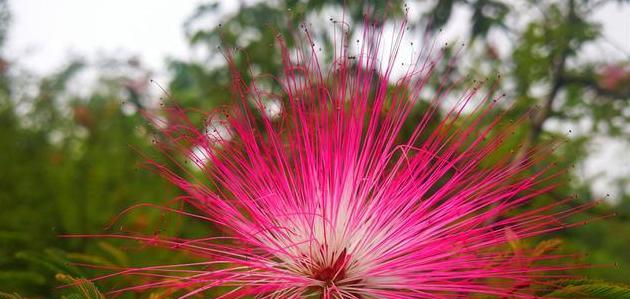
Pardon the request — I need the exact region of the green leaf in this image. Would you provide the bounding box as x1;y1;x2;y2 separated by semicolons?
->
15;249;83;277
0;292;26;299
97;241;129;266
532;239;563;257
56;274;106;299
426;0;455;30
0;270;46;286
544;280;630;298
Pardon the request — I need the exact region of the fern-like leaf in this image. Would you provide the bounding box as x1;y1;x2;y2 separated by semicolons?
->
544;280;630;298
56;274;106;299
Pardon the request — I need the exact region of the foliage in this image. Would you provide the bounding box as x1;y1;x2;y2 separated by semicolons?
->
540;279;630;298
56;274;105;299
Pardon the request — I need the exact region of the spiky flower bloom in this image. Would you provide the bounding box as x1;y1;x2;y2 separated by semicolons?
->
86;17;594;298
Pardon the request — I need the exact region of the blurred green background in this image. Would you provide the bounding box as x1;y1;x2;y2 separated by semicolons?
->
0;0;629;297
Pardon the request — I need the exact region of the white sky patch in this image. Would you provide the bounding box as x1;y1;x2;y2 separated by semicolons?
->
583;137;629;202
206;117;232;142
188;144;211;170
187;117;232;170
5;0;202;75
263;99;283;119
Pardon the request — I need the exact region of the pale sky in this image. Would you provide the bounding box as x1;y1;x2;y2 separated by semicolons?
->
4;0;629;199
5;0;629;74
5;0;203;75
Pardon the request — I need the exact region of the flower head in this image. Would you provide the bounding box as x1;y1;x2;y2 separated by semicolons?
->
91;15;594;298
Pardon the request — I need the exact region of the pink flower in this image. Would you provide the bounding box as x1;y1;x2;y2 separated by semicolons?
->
599;64;630;92
84;17;595;298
